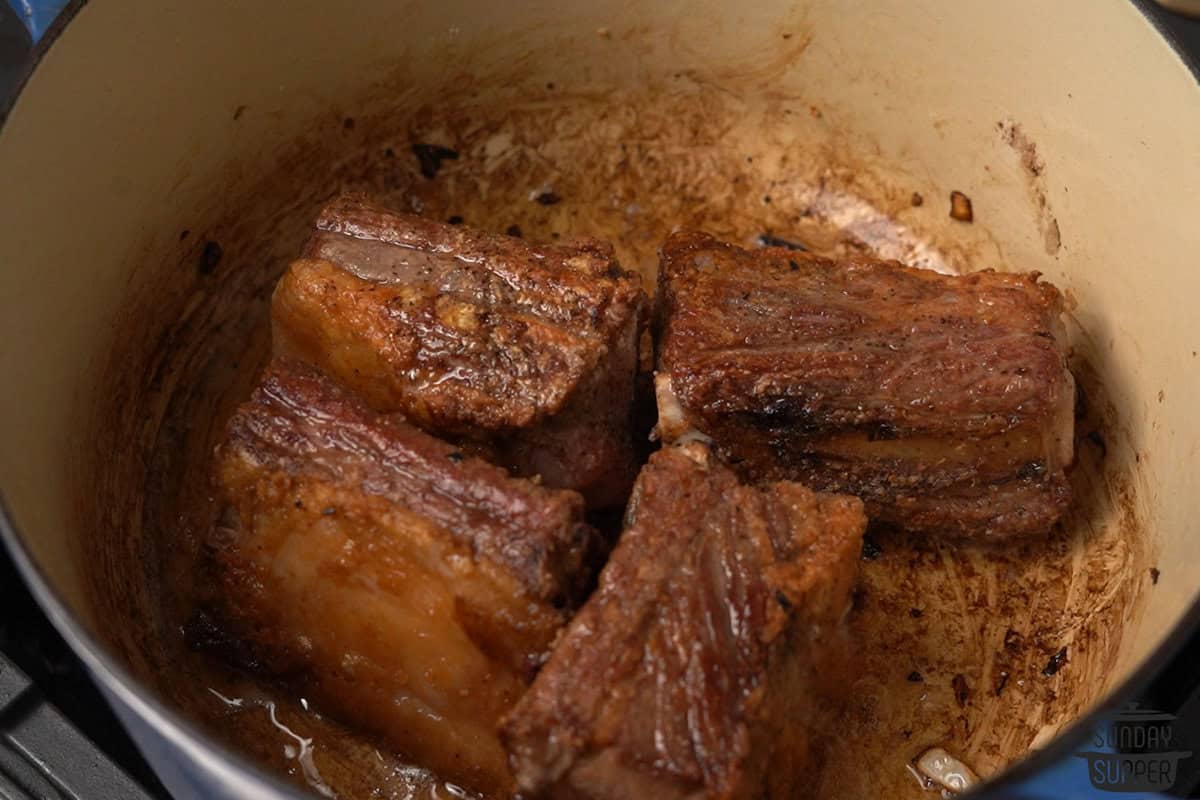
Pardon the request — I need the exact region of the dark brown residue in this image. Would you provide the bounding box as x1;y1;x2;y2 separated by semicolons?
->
411;143;459;179
861;535;882;561
997;119;1062;256
949;191;973;223
775;589;794;613
952;674;970;707
1042;647;1069;677
80;53;1148;800
1084;430;1108;460
756;232;809;251
198;241;223;275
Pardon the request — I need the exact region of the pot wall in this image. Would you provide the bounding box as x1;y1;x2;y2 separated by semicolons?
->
0;1;1196;797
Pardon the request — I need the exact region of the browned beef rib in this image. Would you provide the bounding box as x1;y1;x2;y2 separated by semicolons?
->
655;231;1075;539
502;442;866;800
212;358;599;794
271;195;648;507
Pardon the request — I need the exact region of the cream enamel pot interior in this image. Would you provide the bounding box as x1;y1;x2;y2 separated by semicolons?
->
1;1;1199;798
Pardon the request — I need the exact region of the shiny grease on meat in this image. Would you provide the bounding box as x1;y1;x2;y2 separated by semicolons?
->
211;359;599;794
655;231;1075;539
502;442;866;800
272;194;648;508
213;210;1076;797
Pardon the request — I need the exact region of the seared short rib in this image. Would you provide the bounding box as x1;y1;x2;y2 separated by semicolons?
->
212;359;598;794
271;195;648;507
655;231;1075;539
502;442;866;800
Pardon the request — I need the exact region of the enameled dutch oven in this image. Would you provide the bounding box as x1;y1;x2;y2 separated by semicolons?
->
1;2;1199;797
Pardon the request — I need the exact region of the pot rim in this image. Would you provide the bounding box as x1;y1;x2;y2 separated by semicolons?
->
0;1;1196;797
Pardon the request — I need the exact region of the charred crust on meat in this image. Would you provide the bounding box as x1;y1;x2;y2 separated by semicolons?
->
275;195;648;506
655;230;1074;539
210;360;599;792
501;445;865;799
1016;461;1047;481
775;589;793;613
861;535;883;561
866;423;900;442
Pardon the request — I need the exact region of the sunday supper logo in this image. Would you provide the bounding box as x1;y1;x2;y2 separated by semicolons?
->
1073;703;1192;793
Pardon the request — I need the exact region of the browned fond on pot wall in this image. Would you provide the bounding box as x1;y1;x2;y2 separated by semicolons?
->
87;60;1148;800
0;1;1189;799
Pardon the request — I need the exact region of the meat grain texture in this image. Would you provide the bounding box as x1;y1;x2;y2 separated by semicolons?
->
212;359;599;795
123;74;1137;800
272;195;648;508
503;442;866;800
655;231;1075;539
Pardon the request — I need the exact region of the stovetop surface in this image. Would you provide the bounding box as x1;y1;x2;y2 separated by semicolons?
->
0;2;1198;799
0;538;169;798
